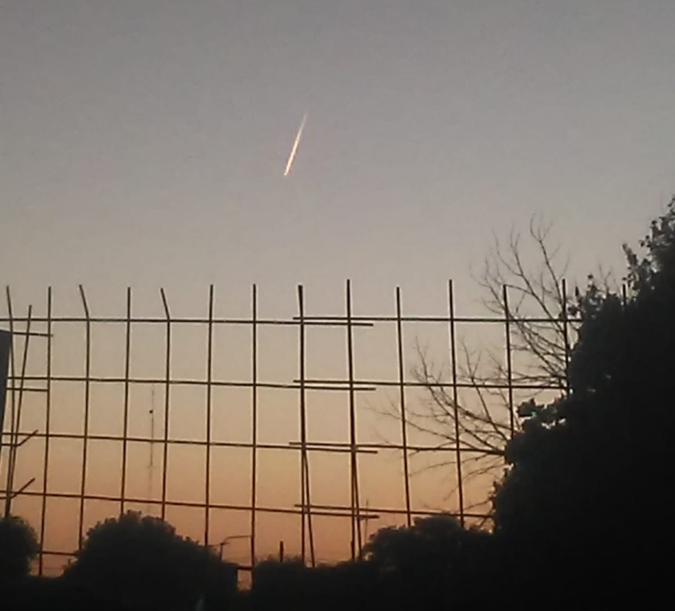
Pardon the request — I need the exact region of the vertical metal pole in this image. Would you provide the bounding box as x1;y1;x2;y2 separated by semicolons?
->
297;285;306;563
0;331;9;462
3;287;16;518
148;386;156;513
296;285;315;565
0;329;11;515
38;288;52;574
160;289;172;522
561;279;571;396
503;285;516;438
204;285;214;546
394;287;412;528
250;284;258;566
447;280;465;527
120;288;132;515
6;305;33;517
77;286;91;546
345;280;362;558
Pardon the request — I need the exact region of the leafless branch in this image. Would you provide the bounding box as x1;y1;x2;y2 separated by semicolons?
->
384;217;579;496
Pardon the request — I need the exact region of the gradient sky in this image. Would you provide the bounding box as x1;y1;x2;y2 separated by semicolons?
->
2;0;675;570
2;0;675;315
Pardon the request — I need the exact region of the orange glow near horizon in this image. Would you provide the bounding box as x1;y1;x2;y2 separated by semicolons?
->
1;283;521;576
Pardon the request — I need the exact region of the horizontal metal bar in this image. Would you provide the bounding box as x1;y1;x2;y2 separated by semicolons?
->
0;316;373;327
287;441;378;455
295;502;489;520
0;488;423;520
0;431;39;448
0;313;580;325
294;377;565;391
4;376;555;394
288;440;500;455
294;509;380;520
0;431;374;453
1;330;52;338
7;374;560;393
0;430;502;455
293;315;580;324
292;503;380;518
6;374;374;392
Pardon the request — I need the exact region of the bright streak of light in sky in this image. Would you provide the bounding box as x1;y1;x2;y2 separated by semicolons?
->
283;112;308;177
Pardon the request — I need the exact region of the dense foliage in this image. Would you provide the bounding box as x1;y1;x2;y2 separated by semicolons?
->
62;511;237;611
0;514;39;583
492;196;675;596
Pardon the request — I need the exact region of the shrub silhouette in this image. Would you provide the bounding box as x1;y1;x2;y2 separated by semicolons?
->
63;511;236;611
362;513;495;604
0;515;39;584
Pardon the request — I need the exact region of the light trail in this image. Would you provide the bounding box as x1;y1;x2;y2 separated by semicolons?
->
284;112;308;177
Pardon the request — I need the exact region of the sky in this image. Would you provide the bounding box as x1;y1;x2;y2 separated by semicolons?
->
2;0;675;570
2;0;675;314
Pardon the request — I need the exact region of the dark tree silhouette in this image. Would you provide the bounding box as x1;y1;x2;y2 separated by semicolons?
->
361;513;497;604
251;555;307;601
250;517;498;608
62;511;237;611
0;514;39;584
363;513;466;572
492;197;675;596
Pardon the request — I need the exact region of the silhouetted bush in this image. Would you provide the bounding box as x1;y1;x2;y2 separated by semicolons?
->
361;513;498;605
0;514;39;584
250;556;306;605
62;511;237;611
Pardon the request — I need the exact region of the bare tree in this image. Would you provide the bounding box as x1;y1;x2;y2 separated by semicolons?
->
401;217;589;498
407;342;508;467
477;216;573;389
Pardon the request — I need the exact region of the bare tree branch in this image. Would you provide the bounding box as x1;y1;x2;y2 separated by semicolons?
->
380;217;580;496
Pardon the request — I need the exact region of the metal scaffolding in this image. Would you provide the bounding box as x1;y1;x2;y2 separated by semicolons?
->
0;280;575;576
